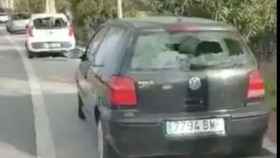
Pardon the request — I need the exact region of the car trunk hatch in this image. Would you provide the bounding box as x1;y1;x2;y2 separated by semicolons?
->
128;68;248;114
33;28;69;42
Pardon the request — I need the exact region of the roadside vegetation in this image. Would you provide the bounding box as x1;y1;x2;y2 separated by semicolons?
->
13;0;277;111
265;79;277;111
261;60;277;111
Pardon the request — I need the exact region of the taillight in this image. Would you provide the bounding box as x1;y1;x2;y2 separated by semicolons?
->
27;25;33;37
247;70;265;101
69;24;74;37
108;75;137;108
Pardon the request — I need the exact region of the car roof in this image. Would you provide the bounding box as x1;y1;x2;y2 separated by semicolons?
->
31;13;67;20
108;16;237;32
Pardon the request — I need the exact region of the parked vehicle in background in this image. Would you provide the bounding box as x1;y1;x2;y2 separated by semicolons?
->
6;12;30;34
25;13;76;58
76;17;270;158
0;12;9;23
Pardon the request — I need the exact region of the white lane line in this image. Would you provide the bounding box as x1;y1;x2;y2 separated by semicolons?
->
263;137;277;154
4;34;56;158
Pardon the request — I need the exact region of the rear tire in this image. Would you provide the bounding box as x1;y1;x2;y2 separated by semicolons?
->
78;94;86;120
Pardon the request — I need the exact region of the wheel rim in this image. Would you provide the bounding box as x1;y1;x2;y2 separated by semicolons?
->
97;121;104;158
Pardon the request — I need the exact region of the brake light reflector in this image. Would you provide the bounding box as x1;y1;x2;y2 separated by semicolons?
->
108;75;137;108
247;70;265;100
69;24;74;37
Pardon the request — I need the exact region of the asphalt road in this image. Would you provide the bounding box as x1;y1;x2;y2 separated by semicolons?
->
0;26;36;158
0;25;98;158
0;24;276;158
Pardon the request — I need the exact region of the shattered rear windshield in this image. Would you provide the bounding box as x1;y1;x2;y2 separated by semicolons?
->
130;31;255;70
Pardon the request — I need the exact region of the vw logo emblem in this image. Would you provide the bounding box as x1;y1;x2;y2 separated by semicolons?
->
188;77;201;90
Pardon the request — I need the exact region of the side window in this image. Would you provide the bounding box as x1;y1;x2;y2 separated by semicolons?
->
224;38;244;56
94;27;126;78
195;41;223;56
86;27;108;62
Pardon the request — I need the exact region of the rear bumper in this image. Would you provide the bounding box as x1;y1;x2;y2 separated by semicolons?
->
26;41;75;53
29;48;75;53
103;105;270;158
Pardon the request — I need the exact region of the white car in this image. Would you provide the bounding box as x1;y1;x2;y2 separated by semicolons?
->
6;13;30;33
25;13;76;58
0;12;9;23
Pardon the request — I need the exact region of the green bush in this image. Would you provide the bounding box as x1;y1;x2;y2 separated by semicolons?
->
264;79;277;111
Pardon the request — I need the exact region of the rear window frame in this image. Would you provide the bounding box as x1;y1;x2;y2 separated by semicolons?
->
32;16;68;29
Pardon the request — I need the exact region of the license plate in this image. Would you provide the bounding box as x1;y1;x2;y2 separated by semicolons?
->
166;118;226;137
44;43;61;48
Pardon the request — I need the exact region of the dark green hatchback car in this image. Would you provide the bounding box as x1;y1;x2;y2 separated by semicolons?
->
75;17;270;158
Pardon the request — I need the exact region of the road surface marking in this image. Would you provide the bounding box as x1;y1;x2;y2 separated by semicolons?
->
4;34;56;158
263;137;277;154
